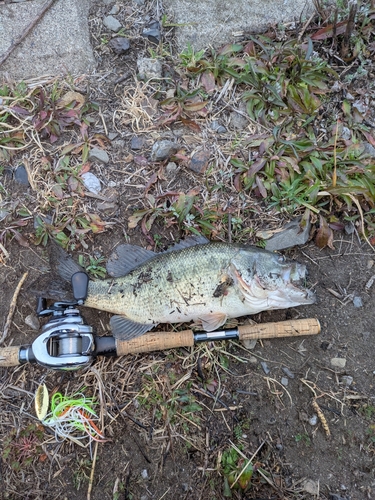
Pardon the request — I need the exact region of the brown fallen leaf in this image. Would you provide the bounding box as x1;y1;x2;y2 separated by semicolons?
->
315;215;335;250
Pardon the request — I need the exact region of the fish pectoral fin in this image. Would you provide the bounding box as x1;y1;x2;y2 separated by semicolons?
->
107;245;156;277
110;315;156;340
198;312;227;332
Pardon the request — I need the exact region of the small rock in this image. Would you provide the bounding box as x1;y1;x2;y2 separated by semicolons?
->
331;81;341;92
142;21;161;44
151;140;178;161
108;132;118;140
345;92;354;101
341;375;353;387
229;109;248;130
137;57;162;80
302;479;319;495
282;367;295;379
309;414;318;426
108;180;117;187
103;15;122;32
25;314;40;330
188;150;211;174
275;443;283;451
344;221;355;234
109;4;120;15
242;339;257;350
82;172;101;194
109;37;130;54
211;120;227;133
133;0;145;4
248;355;258;365
265;217;311;251
165;162;178;177
331;357;346;369
89;148;109;164
363;142;375;157
14;165;29;186
112;139;125;149
142;28;161;44
367;259;374;269
352;295;363;308
260;361;270;375
281;377;288;387
141;469;148;480
131;135;147;150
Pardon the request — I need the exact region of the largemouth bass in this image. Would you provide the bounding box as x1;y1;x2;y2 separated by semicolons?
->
52;239;315;340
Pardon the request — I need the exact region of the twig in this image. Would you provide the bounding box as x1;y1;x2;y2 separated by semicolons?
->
87;441;98;500
0;0;57;67
0;271;28;345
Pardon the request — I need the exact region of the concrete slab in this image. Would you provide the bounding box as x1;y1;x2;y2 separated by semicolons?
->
164;0;315;51
0;0;95;81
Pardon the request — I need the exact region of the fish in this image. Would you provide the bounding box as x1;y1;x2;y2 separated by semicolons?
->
49;238;316;341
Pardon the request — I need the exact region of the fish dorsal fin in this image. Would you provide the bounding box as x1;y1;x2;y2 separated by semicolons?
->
49;243;85;283
163;235;209;253
106;244;156;277
198;312;228;332
110;315;156;340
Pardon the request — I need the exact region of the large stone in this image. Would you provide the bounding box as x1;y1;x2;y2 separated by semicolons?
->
164;0;314;51
0;0;95;80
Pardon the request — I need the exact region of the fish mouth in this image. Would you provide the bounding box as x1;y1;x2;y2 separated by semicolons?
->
280;263;316;305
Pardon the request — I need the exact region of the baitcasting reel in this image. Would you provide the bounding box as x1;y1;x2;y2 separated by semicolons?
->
20;272;96;371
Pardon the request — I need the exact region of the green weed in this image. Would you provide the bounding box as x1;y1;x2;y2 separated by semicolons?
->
221;445;255;496
78;254;106;279
294;433;311;446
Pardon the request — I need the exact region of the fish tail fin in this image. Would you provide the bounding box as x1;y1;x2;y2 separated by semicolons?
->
28;274;74;301
49;242;85;282
28;243;85;301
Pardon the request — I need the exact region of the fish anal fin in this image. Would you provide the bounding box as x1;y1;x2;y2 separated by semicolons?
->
110;315;156;340
198;312;227;332
107;245;156;278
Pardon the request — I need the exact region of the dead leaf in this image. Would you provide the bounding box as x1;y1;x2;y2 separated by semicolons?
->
311;21;348;40
315;215;335;250
201;71;216;94
56;91;85;109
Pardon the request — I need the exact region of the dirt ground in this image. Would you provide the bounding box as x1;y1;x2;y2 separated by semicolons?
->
1;1;375;499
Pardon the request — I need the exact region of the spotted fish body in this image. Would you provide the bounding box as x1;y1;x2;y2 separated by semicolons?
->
58;241;316;340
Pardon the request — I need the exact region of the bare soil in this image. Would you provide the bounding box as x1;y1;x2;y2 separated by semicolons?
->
1;1;375;500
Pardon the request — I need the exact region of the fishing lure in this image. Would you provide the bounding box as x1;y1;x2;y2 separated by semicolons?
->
36;385;107;449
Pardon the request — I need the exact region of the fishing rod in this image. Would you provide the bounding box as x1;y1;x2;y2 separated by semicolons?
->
0;272;320;371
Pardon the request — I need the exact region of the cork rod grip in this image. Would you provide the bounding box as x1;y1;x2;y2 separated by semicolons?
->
116;329;195;356
238;318;320;340
0;346;21;367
